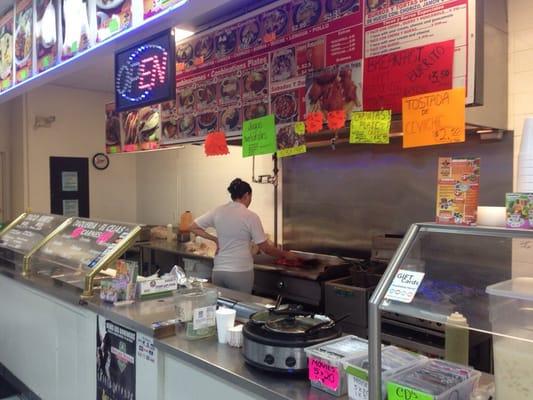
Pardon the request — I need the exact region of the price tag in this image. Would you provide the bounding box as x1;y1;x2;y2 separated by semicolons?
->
43;56;50;68
387;382;433;400
308;358;340;392
2;80;9;89
385;269;425;303
176;62;186;72
109;18;120;33
71;41;78;53
20;70;27;80
263;32;276;43
193;56;204;66
294;122;306;135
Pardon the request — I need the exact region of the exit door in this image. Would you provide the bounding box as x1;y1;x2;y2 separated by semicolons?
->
50;157;89;217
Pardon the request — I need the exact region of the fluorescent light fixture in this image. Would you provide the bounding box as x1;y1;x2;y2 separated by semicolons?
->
0;0;190;98
174;28;195;42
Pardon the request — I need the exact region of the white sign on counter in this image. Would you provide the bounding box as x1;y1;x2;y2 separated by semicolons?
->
137;333;157;365
385;270;425;303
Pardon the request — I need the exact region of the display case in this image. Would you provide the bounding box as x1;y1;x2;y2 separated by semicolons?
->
368;223;533;399
0;212;70;275
29;217;141;298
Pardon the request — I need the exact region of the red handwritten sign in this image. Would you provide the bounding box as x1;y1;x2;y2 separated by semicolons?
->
308;358;340;392
363;40;455;113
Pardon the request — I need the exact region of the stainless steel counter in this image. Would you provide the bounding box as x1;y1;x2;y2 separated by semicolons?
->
0;264;345;400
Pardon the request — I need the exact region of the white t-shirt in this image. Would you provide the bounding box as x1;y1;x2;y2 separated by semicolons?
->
194;202;267;272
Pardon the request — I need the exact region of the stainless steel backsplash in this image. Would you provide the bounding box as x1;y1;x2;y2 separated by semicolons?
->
282;133;514;258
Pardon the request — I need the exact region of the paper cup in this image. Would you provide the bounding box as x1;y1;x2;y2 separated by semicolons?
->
216;308;236;344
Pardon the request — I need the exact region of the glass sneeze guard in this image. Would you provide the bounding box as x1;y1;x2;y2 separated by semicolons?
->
368;223;533;399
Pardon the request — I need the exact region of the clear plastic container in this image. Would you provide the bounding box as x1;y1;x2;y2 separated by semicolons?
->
486;278;533;398
304;335;369;397
342;346;428;400
174;287;217;340
386;359;481;400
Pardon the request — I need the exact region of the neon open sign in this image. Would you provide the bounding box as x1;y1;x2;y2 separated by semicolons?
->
115;30;176;112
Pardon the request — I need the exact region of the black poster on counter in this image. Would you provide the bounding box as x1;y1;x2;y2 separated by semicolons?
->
97;317;136;400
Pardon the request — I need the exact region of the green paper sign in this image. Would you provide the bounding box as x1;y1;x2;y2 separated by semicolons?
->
109;18;120;33
387;382;434;400
72;41;78;53
350;110;391;144
242;115;277;158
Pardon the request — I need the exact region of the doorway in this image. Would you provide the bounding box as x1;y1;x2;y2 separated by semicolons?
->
49;157;89;217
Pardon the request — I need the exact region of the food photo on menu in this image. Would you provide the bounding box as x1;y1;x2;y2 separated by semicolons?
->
121;109;140;151
277;123;305;151
197;112;218;136
219;107;242;134
0;9;13;90
214;28;237;58
292;0;323;31
35;0;58;72
272;91;299;124
15;0;33;83
175;41;193;68
305;61;362;117
219;76;241;105
243;68;268;101
366;0;387;12
105;103;121;153
243;100;268;121
324;0;359;19
137;105;161;150
96;0;132;42
62;0;91;60
262;5;290;38
239;17;261;50
271;47;297;83
195;81;217;112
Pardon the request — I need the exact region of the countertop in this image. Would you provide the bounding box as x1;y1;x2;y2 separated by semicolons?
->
140;240;353;280
0;264;346;400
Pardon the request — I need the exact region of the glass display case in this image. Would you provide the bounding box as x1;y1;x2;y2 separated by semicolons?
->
0;213;70;275
368;223;533;399
29;217;141;298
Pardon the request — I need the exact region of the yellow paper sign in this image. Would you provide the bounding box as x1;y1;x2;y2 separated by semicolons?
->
294;122;306;136
402;88;465;149
350;110;391;144
277;145;307;158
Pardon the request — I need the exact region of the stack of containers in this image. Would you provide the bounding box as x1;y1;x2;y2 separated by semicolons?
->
342;346;428;400
386;359;481;400
304;335;370;397
518;118;533;193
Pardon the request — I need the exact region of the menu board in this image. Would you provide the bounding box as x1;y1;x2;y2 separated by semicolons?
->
144;0;183;20
363;0;477;106
169;0;363;142
15;0;33;83
35;218;137;270
36;0;58;73
0;8;14;91
0;213;66;255
96;0;132;42
61;0;92;60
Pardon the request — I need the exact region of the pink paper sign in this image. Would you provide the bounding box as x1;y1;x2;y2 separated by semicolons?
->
308;358;340;392
97;231;114;245
70;227;84;238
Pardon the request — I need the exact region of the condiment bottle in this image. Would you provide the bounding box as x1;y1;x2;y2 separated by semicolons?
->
179;211;193;232
445;312;469;366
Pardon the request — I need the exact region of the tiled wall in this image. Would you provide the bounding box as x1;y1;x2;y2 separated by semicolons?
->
508;0;533;189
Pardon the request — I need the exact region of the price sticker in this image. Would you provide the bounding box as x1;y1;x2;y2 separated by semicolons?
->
294;121;306;136
43;56;50;68
385;269;425;303
71;41;78;53
263;32;276;43
308;358;340;392
193;56;204;66
2;80;9;89
176;62;186;72
109;18;120;33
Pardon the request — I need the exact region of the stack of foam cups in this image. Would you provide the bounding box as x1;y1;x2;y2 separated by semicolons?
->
518;118;533;193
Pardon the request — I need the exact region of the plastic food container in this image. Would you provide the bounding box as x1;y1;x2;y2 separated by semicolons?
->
304;335;369;397
486;278;533;398
342;346;428;400
386;359;481;400
174;287;217;340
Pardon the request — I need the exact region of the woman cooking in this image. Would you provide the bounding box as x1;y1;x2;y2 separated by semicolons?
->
189;178;299;293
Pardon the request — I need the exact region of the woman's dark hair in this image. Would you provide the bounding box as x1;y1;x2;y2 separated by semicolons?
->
228;178;252;200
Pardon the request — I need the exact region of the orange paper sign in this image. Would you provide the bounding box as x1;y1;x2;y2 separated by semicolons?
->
402;88;465;149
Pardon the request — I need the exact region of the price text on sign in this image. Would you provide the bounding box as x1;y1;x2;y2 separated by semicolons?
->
363;40;455;113
242;115;277;158
402;87;465;149
308;358;340;392
385;270;425;304
350;110;391;144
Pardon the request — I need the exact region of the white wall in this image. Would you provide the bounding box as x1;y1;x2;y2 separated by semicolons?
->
508;0;533;189
24;85;138;222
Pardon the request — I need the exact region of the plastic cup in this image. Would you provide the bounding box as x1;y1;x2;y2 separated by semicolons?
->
520;118;533;156
216;308;236;344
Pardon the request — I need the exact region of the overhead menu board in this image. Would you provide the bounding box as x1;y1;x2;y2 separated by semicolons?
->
0;8;14;91
0;213;66;255
34;218;137;270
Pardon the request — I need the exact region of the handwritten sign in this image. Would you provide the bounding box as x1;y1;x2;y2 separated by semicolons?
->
294;122;306;136
364;40;455;113
385;270;425;304
387;382;433;400
308;358;340;392
350;110;391;144
242;115;277;158
402;88;465;148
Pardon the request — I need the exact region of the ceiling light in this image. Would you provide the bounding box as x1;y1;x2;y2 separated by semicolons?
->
174;28;195;42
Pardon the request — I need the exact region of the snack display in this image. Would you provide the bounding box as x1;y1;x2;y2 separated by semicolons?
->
506;193;533;229
96;0;132;42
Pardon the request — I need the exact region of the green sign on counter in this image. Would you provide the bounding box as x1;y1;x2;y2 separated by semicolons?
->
350;110;391;144
387;382;434;400
242;114;276;158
